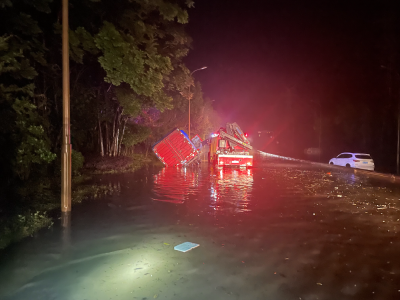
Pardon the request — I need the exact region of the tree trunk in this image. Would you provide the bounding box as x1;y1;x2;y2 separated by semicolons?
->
118;118;127;156
110;120;116;156
98;117;104;157
110;107;119;156
113;128;119;157
105;122;109;156
110;128;115;157
110;107;124;156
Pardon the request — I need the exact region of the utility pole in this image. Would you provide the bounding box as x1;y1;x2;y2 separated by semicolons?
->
61;0;71;217
188;66;207;139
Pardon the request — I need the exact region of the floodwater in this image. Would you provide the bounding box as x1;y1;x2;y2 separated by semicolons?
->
1;154;400;300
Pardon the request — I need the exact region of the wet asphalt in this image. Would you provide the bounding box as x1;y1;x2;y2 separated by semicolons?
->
1;153;400;300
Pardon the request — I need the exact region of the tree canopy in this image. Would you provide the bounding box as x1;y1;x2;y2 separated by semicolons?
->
0;0;220;208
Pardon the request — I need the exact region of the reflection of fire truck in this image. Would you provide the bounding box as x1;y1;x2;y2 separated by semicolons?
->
209;166;254;212
209;123;253;167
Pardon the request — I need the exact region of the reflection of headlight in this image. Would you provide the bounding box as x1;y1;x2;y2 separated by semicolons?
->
247;162;252;165
219;161;224;165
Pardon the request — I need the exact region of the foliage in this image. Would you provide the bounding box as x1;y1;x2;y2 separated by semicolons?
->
189;83;221;138
115;85;142;117
0;5;56;182
0;0;200;180
64;0;198;157
94;22;173;105
123;124;151;147
0;0;221;249
72;183;120;203
0;211;53;250
146;80;221;147
71;150;85;175
13;99;56;179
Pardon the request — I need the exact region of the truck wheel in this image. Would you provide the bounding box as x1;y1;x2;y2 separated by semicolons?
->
330;162;334;165
346;164;350;167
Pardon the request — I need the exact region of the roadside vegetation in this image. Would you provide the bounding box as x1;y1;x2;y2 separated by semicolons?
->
0;0;220;250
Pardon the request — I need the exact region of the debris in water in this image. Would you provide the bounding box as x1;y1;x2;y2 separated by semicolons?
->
174;242;200;252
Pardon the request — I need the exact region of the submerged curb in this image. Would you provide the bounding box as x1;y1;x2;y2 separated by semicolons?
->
258;151;400;183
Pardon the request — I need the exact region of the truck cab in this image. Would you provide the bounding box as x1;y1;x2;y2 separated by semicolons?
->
209;123;253;167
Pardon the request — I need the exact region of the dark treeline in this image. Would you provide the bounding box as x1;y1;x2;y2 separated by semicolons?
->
0;0;219;216
273;4;400;172
187;1;400;172
254;2;400;171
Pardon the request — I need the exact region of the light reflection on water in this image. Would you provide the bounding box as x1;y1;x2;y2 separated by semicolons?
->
3;160;400;300
209;166;253;213
152;166;204;204
152;166;253;213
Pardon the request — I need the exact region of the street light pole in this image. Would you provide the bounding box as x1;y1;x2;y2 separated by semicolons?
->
188;66;207;139
61;0;71;216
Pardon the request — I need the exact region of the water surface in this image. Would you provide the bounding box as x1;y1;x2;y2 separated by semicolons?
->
1;155;400;300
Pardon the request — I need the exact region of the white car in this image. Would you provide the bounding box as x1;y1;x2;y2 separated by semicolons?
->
329;152;375;171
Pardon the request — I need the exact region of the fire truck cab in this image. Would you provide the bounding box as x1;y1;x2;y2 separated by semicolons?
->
209;123;253;167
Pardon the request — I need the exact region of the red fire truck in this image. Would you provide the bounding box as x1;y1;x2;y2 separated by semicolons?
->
208;123;253;167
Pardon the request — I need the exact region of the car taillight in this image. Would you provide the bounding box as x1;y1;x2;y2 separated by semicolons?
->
353;160;360;162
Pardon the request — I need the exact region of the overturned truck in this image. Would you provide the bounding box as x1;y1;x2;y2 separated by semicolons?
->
152;122;252;168
152;129;199;167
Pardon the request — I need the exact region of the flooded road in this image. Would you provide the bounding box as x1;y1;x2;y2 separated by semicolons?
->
1;154;400;300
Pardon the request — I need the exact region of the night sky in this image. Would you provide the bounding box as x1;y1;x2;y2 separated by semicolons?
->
185;0;400;162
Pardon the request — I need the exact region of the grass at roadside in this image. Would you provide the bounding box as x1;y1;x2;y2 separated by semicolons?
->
87;153;163;174
0;211;54;250
0;153;162;250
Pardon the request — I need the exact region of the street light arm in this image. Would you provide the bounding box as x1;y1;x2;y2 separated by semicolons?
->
188;66;207;95
191;66;207;75
188;66;207;97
